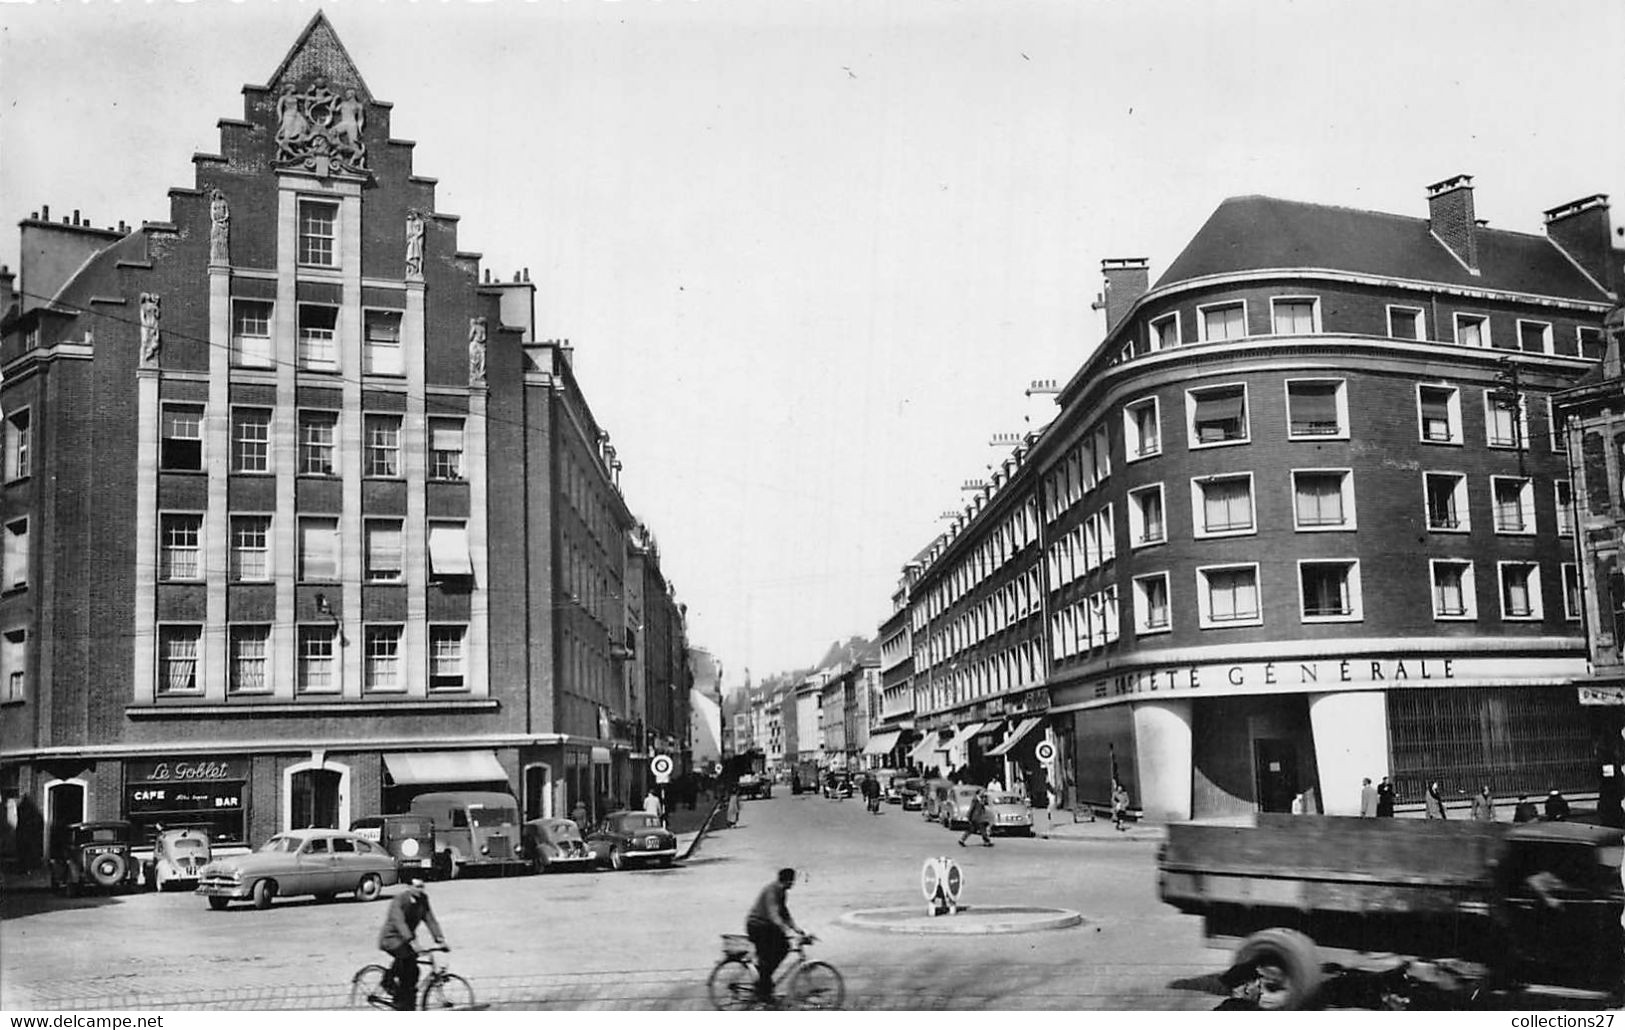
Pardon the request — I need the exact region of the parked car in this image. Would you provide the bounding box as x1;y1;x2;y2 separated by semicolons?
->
822;773;854;799
938;785;986;831
145;827;212;891
408;791;525;878
883;774;907;805
586;811;678;870
920;779;954;821
737;773;772;800
900;777;927;811
50;820;139;897
349;814;437;880
521;817;593;873
195;828;398;910
982;791;1036;836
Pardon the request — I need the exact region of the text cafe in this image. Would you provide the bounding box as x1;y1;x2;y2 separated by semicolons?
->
124;757;249;847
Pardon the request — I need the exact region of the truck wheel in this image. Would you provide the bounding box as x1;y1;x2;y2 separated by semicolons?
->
1233;928;1324;1010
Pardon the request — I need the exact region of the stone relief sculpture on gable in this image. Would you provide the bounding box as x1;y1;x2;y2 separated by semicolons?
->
274;76;368;177
208;189;230;266
139;293;162;366
405;209;425;280
468;317;488;386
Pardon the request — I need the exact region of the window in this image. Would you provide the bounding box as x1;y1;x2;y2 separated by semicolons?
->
1556;480;1574;536
1388;305;1425;341
1292;469;1354;530
1133;573;1170;635
1498;562;1542;620
161;405;204;471
1455;313;1490;348
160;514;203;580
1187;384;1249;446
1431;560;1476;619
229;625;270;695
1198;564;1261;628
1563;563;1582;621
1417;385;1461;443
1128;483;1165;547
230;515;270;581
1285;379;1346;438
1424;472;1470;531
297;199;338;267
1492;476;1535;534
1580;327;1606;361
1193;473;1254;536
430;419;465;481
429;626;467;691
232;408;271;473
297;625;338;694
1123;398;1160;460
4;410;30;480
1199;301;1246;342
298;517;339;582
1517;319;1552;355
2;629;24;704
1300;560;1360;621
365;520;403;583
231;300;273;367
298;411;337;475
364;311;403;376
1150;313;1181;351
365;625;403;692
364;414;402;477
157;625;202;695
297;305;338;371
3;519;27;591
1271;297;1318;335
1485;390;1527;448
428;522;473;581
1092;426;1111;482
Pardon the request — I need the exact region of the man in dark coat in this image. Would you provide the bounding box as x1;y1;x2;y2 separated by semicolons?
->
378;878;447;1010
1375;776;1396;818
958;790;992;847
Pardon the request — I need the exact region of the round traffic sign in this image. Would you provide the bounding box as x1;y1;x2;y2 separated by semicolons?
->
650;754;674;778
1035;741;1057;764
921;859;940;902
943;860;963;900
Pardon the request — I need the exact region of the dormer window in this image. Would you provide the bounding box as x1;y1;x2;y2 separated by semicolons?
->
1271;298;1319;335
1150;313;1180;351
1199;302;1247;343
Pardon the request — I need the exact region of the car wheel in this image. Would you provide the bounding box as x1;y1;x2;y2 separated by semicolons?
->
610;846;626;871
1232;928;1324;1010
252;878;277;910
207;896;229;911
89;852;128;888
354;873;383;902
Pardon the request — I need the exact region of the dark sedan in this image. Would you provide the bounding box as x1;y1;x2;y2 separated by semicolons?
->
586;811;678;871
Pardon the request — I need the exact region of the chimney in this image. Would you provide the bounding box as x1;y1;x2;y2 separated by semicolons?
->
0;265;14;319
1544;194;1613;292
1427;175;1479;274
1100;258;1149;332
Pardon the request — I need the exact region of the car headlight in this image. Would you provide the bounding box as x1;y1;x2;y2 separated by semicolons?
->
480;844;490;856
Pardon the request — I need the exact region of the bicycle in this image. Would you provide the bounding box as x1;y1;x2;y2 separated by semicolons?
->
350;945;475;1010
707;933;845;1010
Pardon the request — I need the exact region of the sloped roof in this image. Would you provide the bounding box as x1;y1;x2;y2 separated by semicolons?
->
1155;195;1612;302
267;10;373;100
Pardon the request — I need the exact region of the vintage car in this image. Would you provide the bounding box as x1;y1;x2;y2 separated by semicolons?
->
49;820;139;897
195;827;398;910
937;785;986;831
982;791;1035;836
521;817;593;873
882;774;907;805
920;779;955;821
586;811;678;870
144;827;212;891
899;777;927;811
349;814;437;879
736;773;772;800
822;773;854;799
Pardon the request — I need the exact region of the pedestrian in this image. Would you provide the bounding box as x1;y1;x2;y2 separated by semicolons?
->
1359;777;1378;817
1031;775;1051;835
570;800;588;827
1471;784;1495;822
1375;776;1396;818
1545;789;1570;821
643;788;664;823
958;789;993;847
1513;795;1539;823
1424;780;1448;819
727;788;742;828
987;775;1004;793
1111;780;1131;831
376;877;448;1010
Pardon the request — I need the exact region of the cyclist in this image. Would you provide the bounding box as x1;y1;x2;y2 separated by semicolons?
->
745;867;807;1004
378;876;448;1010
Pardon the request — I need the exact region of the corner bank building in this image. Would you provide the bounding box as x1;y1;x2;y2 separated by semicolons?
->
0;15;689;857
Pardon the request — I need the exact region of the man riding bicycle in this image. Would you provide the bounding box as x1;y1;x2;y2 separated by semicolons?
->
745;867;807;1004
378;876;448;1010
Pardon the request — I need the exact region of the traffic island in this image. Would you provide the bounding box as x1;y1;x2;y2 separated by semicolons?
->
839;905;1084;935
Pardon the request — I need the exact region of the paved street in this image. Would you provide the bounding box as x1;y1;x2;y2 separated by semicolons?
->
1;795;1228;1011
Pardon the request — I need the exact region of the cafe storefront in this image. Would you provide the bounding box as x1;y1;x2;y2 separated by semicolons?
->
123;756;250;849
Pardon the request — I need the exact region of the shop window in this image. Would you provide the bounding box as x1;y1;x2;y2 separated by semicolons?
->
1430;560;1475;620
161;405;204;471
1425;472;1470;532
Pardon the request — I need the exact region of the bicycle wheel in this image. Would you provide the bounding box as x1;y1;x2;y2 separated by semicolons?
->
349;964;392;1009
420;971;475;1010
706;957;758;1010
785;961;845;1010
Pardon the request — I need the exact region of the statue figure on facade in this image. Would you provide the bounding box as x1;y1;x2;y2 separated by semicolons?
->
208;189;230;266
272;77;369;176
139;293;162;365
333;89;366;165
468;317;488;385
274;83;309;162
405;210;425;280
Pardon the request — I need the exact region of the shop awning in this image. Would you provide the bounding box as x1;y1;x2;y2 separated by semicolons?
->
383;750;507;785
943;721;985;752
975;721;1005;738
987;716;1044;757
907;733;945;766
591;746;612;764
428;523;473;578
862;730;902;756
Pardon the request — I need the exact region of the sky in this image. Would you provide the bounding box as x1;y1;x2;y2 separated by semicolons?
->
3;0;1622;687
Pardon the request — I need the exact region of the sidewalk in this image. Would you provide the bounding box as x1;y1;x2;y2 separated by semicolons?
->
1034;811;1165;843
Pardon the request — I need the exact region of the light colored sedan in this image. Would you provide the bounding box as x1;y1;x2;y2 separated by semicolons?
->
195;828;398;910
982;791;1036;836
